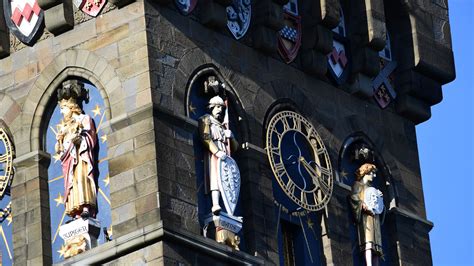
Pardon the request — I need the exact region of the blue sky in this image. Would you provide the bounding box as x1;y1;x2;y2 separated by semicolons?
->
416;0;474;265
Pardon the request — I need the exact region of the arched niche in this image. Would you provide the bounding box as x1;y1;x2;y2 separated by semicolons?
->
42;78;112;263
338;132;397;265
185;64;250;249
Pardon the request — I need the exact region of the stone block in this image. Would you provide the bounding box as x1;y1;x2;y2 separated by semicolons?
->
317;0;341;29
83;24;130;52
135;192;159;215
395;94;431;124
109;0;136;8
37;0;61;9
110;168;134;193
254;0;284;31
252;25;277;55
111;186;138;207
301;49;327;77
136;208;161;229
134;160;157;182
348;73;374;98
199;1;227;29
113;217;138;237
44;2;74;35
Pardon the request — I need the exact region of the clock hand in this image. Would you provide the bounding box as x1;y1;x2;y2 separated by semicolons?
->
300;157;330;195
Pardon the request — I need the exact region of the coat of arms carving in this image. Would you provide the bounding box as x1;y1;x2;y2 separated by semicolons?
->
3;0;44;45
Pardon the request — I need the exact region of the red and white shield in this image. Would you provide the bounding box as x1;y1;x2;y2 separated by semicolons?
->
73;0;107;17
277;11;301;64
327;39;350;85
4;0;43;44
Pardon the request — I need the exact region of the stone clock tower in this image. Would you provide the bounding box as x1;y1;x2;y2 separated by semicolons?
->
0;0;454;265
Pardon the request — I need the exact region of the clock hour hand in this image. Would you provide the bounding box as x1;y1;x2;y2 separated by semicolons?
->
299;157;330;195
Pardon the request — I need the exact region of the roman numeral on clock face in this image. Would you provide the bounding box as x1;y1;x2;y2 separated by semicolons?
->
286;180;296;195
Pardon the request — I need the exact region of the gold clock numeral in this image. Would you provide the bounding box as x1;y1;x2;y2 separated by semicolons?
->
274;162;286;178
292;116;302;131
286;180;296;195
313;192;320;204
281;117;290;131
273;129;283;140
320;167;331;177
270;146;280;156
301;192;308;206
307;128;315;141
317;149;326;156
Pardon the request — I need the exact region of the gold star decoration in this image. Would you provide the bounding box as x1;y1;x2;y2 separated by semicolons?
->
92;104;102;117
103;174;110;187
100;134;107;143
53;153;61;164
340;169;348;178
54;193;64;207
307;217;314;230
188;103;197;115
58;244;67;258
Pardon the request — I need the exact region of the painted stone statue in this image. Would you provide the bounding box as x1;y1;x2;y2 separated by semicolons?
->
55;80;98;220
198;95;240;215
198;91;242;250
350;163;384;266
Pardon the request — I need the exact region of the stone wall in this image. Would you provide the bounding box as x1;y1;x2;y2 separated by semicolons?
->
0;0;453;265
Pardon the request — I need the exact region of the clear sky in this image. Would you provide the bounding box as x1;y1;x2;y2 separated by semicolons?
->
416;0;474;265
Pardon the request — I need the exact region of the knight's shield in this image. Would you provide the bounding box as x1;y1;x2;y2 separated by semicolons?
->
73;0;107;17
217;156;241;216
278;9;301;64
226;0;251;40
327;39;350;85
363;187;384;215
4;0;44;45
175;0;197;15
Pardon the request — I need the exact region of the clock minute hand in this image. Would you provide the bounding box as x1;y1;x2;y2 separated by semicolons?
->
299;157;330;196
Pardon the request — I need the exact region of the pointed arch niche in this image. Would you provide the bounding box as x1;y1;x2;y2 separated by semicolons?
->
185;65;250;249
41;77;112;263
338;132;397;265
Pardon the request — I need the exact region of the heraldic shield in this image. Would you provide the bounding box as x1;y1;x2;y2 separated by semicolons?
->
217;156;241;216
327;39;350;85
175;0;197;15
227;0;251;40
73;0;107;17
4;0;44;45
278;8;301;63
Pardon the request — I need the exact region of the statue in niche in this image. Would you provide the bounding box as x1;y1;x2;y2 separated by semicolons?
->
198;77;242;250
350;163;385;266
55;80;98;220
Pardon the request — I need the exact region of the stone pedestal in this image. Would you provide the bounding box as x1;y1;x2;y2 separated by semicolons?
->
204;212;243;250
59;218;101;259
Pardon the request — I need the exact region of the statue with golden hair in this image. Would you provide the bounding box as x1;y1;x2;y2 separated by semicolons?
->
55;80;98;219
350;163;384;266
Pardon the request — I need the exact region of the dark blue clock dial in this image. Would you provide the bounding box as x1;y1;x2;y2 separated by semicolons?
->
266;111;333;212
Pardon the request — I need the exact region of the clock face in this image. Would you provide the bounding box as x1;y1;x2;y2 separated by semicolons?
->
0;124;14;266
266;111;333;211
0;127;14;197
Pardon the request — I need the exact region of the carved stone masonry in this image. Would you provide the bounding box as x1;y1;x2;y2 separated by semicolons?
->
38;0;74;35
